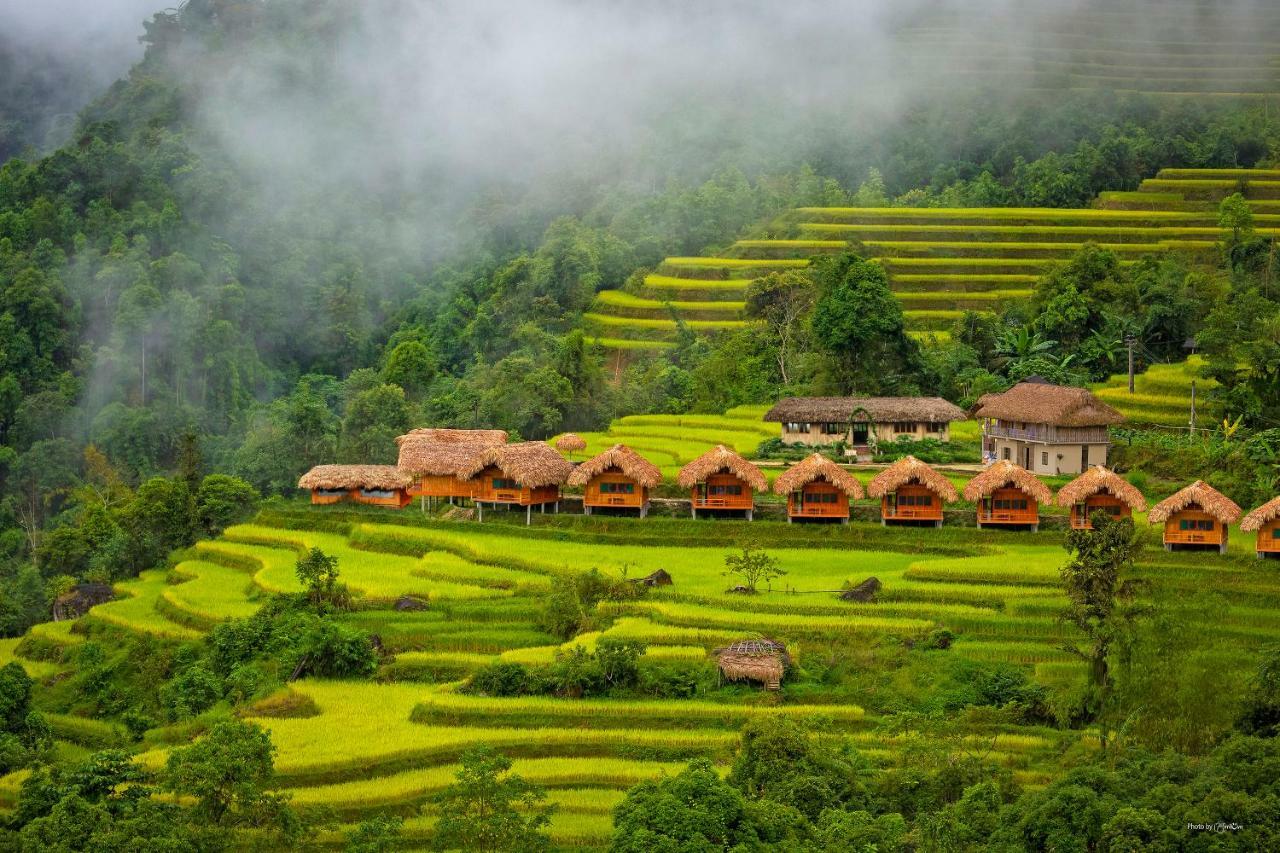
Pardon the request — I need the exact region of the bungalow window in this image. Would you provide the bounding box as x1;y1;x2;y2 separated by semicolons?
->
784;422;810;434
1001;447;1011;461
709;484;743;496
993;498;1028;511
821;422;845;435
893;422;916;434
897;494;932;507
1178;519;1214;531
359;489;397;499
600;482;635;494
809;492;838;504
316;488;347;497
925;422;945;434
1041;452;1048;466
492;477;518;490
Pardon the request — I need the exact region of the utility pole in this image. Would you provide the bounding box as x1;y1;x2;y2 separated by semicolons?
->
1190;380;1197;437
1125;336;1137;394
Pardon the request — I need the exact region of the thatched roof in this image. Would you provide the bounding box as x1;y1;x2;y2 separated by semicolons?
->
866;455;959;501
962;460;1052;503
567;444;662;488
298;465;411;491
395;428;509;476
676;445;768;490
1242;496;1280;532
971;381;1124;426
457;442;574;488
1149;480;1242;525
714;639;790;686
764;396;967;424
772;453;864;498
1054;466;1147;511
554;433;587;453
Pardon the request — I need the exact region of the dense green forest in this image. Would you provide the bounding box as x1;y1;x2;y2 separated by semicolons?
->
3;1;1280;849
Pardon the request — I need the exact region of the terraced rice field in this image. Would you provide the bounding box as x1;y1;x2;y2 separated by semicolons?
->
6;503;1273;845
586;167;1280;352
1091;355;1218;426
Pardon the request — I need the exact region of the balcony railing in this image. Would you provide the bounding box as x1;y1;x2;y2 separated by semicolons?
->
984;423;1110;444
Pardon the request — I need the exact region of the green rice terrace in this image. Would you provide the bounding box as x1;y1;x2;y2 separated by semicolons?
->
585;167;1280;353
5;507;1278;847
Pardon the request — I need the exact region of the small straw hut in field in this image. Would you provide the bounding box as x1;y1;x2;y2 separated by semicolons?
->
457;441;574;524
772;453;863;523
554;433;588;459
298;465;413;508
395;428;508;507
1054;466;1146;529
567;444;662;517
1241;496;1280;558
677;445;767;520
715;639;790;691
963;460;1052;531
867;455;958;527
1149;480;1242;554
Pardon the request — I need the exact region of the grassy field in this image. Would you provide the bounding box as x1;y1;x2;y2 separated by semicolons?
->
2;495;1271;844
587;168;1278;352
1090;355;1217;426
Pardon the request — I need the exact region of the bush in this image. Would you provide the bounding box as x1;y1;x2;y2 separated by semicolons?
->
872;437;975;464
160;664;223;720
288;619;376;679
636;660;715;699
466;662;538;697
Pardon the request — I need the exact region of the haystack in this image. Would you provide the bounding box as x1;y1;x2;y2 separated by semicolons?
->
677;445;767;490
1054;466;1146;511
867;455;958;502
567;444;662;488
1149;480;1242;525
395;428;508;476
714;639;790;690
457;441;574;487
962;460;1052;504
1241;495;1280;532
298;465;411;491
772;453;864;498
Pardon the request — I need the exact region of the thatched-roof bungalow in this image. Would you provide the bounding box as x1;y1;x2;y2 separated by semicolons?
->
396;428;508;506
1242;496;1280;558
867;455;958;527
298;465;413;508
677;445;767;520
764;396;967;461
972;379;1123;475
457;442;574;524
1054;466;1146;529
963;460;1052;531
554;433;587;458
714;639;790;691
567;444;662;517
772;453;863;523
1150;481;1242;554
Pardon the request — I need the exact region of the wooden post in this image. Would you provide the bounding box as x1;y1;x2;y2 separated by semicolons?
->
526;505;532;526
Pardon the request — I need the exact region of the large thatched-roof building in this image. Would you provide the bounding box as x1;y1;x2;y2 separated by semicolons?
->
457;442;574;523
298;465;413;507
1054;466;1146;529
972;378;1124;475
567;444;662;517
1150;480;1242;554
867;455;958;527
714;639;790;691
773;453;863;523
764;396;967;461
396;428;508;505
963;460;1052;531
1242;496;1280;558
678;445;767;520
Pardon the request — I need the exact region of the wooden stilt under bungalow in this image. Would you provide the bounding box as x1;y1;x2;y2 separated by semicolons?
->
395;428;508;509
297;465;413;508
567;444;662;518
963;460;1052;531
773;453;863;523
1054;466;1146;529
1242;496;1280;559
867;455;958;527
677;445;766;520
1149;480;1242;555
457;442;573;525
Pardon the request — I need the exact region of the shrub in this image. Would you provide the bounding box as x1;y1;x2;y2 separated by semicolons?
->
467;662;538;697
287;619;376;679
161;664;223;720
